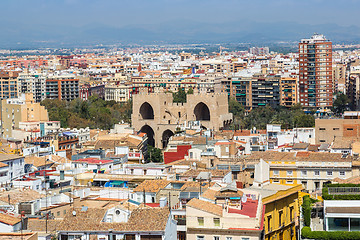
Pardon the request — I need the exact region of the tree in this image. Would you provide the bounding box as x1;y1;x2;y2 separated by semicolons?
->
41;96;133;130
147;146;163;163
228;97;246;130
173;88;187;103
228;97;245;117
332;93;350;115
187;88;194;94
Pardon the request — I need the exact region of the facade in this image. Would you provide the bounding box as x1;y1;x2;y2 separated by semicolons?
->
45;78;79;101
315;117;360;144
132;92;232;148
0;154;25;181
186;195;264;240
347;73;360;110
324;200;360;231
0;71;19;100
1;93;49;139
17;71;46;102
245;151;354;192
221;74;280;110
0;213;21;232
299;34;333;111
332;63;346;93
279;77;298;107
104;84;131;103
261;185;303;240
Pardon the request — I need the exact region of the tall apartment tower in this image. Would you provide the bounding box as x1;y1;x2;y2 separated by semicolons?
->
299;34;332;112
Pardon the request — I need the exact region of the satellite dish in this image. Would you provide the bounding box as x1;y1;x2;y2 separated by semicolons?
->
72;211;76;216
241;195;248;203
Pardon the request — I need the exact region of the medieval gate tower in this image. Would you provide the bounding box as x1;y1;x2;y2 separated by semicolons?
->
131;92;233;148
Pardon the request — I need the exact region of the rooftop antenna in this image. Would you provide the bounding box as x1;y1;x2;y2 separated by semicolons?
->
143;189;146;207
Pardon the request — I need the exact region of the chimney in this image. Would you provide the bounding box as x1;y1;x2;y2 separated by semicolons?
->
160;197;167;208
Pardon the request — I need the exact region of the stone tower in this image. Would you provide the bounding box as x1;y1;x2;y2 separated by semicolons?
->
132;92;232;148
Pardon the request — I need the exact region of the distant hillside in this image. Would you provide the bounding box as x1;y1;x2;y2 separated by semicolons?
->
1;20;360;48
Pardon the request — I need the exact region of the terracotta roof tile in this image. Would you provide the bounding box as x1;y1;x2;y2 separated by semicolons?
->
245;151;353;162
133;179;170;193
200;189;218;201
180;169;230;178
187;198;222;216
0;189;43;205
0;213;20;226
57;207;170;232
27;219;60;232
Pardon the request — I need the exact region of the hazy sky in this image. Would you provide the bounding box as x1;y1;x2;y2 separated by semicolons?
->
2;0;359;28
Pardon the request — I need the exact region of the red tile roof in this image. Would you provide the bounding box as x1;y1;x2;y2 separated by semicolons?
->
73;158;113;164
228;199;258;218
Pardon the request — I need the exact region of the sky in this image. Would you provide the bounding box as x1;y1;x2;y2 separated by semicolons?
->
1;0;360;46
2;0;359;28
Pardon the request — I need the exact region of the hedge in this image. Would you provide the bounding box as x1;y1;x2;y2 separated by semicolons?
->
301;226;360;240
322;184;360;200
302;195;311;227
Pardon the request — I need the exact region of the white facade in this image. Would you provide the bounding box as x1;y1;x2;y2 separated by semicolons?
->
13;178;42;191
0;220;21;232
324;200;360;231
104;84;130;103
2;157;25;181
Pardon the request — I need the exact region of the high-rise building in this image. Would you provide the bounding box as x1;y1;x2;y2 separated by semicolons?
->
45;77;79;101
299;34;333;112
0;71;19;100
18;71;46;102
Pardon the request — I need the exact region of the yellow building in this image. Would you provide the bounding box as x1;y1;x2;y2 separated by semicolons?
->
280;77;298;107
259;184;303;240
245;151;355;192
1;93;49;139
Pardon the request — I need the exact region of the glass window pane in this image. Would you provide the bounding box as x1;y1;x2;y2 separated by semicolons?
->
328;217;349;231
351;218;360;231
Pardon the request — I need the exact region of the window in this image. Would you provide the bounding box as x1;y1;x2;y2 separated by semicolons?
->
347;128;354;131
57;211;60;216
319;128;326;130
290;207;294;221
301;170;307;176
198;217;204;226
267;216;272;232
333;128;339;130
273;170;279;175
340;171;345;176
314;170;320;176
286;180;293;184
279;211;283;226
327;171;333;176
242;238;250;240
64;210;66;215
287;170;293;176
214;237;220;240
226;238;233;240
214;218;220;227
197;236;204;240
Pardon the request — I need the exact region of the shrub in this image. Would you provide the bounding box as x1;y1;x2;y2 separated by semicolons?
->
301;226;360;240
322;184;360;200
302;195;311;227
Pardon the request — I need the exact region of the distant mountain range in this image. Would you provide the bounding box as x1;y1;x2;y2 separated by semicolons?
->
1;20;360;48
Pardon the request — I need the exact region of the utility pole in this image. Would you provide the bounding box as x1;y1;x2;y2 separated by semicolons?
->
143;189;146;207
44;158;48;234
168;192;171;211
